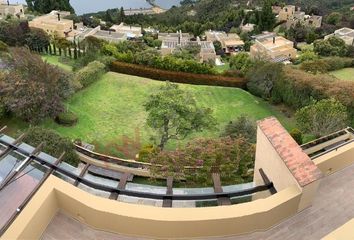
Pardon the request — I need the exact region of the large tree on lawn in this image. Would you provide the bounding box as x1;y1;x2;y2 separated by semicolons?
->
144;82;217;150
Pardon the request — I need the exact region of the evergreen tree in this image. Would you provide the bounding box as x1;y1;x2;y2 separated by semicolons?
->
258;0;276;31
26;0;75;14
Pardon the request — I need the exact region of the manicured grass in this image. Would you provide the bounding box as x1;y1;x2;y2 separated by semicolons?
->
330;68;354;81
2;55;295;158
40;72;294;157
42;55;73;72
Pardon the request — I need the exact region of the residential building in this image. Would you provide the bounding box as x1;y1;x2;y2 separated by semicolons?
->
109;22;142;38
278;5;322;28
160;31;216;63
1;119;354;239
28;11;74;38
325;27;354;46
205;30;244;54
0;0;24;19
73;26;127;43
250;35;297;63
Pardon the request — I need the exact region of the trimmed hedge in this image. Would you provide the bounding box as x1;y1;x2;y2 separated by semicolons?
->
74;60;106;90
110;61;247;88
55;111;78;126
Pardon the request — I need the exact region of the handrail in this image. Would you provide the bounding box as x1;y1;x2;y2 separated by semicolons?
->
311;139;354;160
1;138;274;202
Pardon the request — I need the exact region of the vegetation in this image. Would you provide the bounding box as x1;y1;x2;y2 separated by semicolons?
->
26;0;74;14
144;82;217;150
148;136;255;186
55;111;78;126
330;68;354;81
314;36;348;57
23;127;80;166
73;60;106;90
290;128;303;145
295;99;349;138
221;115;257;143
0;48;74;124
110;61;247;88
229;53;254;75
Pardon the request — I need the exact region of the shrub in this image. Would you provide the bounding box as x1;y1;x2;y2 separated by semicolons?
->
295;99;349;138
229;52;254;75
23;127;80;167
0;40;8;52
221;115;257;143
300;59;329;74
290;128;303;145
300;57;353;73
55;111;78;126
246;62;284;99
138;144;157;162
74;60;106;89
110;61;247;88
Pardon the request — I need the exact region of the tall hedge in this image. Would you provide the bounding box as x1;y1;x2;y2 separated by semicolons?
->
272;67;354;119
74;60;106;90
110;61;247;88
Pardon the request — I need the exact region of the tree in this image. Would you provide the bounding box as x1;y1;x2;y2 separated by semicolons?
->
246;62;284;99
314;36;348;57
144;82;217;150
298;48;319;63
258;0;276;31
0;48;74;123
295;99;348;138
0;19;29;46
229;52;254;75
221;115;257;143
326;12;342;25
25;27;50;52
26;0;74;14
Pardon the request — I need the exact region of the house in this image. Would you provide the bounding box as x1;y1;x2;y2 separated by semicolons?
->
325;27;354;46
159;31;216;63
278;5;322;28
28;11;74;38
109;23;142;38
73;26;127;43
205;30;244;54
250;35;297;63
0;0;24;19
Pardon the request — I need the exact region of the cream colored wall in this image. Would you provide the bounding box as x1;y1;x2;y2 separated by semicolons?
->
3;175;302;239
322;219;354;240
29;19;74;38
254;126;300;191
313;142;354;176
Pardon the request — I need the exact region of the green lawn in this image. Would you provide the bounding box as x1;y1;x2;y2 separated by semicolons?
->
1;56;295;158
214;63;230;73
41;72;293;157
330;68;354;81
42;55;73;72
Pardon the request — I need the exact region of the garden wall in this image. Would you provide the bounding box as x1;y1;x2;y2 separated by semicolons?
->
110;61;248;88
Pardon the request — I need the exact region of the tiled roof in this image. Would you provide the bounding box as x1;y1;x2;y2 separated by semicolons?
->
258;117;323;187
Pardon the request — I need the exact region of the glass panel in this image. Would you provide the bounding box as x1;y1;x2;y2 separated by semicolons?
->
83;172;119;188
0;151;27;184
77;183;110;198
117;195;163;207
0;159;47;231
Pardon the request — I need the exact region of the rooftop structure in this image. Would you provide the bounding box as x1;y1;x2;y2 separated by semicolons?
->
109;23;142;38
160;31;217;63
1;119;354;239
0;0;24;19
241;23;256;33
325;27;354;46
73;26;127;43
250;35;297;63
277;5;322;28
205;30;244;54
28;10;73;38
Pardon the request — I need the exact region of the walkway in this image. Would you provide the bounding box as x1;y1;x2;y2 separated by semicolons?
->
41;163;354;240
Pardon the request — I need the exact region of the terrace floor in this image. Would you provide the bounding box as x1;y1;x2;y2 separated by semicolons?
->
41;163;354;240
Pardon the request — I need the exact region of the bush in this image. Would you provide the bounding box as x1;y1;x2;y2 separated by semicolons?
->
246;62;284;99
55;111;78;126
295;99;349;138
74;60;106;89
0;40;8;52
229;52;254;75
23;127;80;167
138;144;157;162
300;59;329;74
290;128;303;145
221;115;257;143
300;57;353;73
110;61;247;88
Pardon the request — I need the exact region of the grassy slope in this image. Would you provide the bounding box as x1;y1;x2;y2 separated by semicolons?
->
41;72;294;157
1;56;295;157
42;55;73;72
330;68;354;81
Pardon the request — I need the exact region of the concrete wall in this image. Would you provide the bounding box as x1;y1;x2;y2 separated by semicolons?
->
313;142;354;176
3;175;302;239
